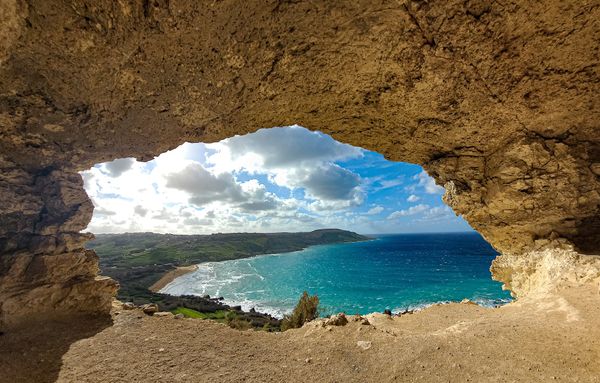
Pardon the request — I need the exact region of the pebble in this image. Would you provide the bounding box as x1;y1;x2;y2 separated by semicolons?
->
357;340;372;350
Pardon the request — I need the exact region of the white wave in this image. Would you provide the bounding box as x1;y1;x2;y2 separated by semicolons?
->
207;295;292;319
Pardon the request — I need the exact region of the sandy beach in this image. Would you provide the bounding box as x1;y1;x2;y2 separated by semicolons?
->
148;265;199;292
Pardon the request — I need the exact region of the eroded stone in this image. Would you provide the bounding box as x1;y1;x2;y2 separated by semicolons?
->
0;0;598;325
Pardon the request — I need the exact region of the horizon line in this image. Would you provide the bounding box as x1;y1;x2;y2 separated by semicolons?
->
90;229;478;236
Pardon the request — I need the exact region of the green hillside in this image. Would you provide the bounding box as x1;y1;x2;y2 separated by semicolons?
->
88;229;369;302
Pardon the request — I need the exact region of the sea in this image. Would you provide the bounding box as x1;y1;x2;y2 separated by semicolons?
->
160;232;513;318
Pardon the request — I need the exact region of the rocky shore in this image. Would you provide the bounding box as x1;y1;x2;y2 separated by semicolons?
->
123;292;281;330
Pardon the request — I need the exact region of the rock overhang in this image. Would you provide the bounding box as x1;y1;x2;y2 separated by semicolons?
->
0;0;599;326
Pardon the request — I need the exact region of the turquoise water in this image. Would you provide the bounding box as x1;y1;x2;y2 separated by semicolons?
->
161;233;512;318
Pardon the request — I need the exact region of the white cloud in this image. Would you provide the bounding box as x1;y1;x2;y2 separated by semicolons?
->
417;205;456;222
81;127;468;235
81;127;367;234
366;206;384;215
387;204;430;219
134;205;148;217
415;171;444;194
103;158;136;178
300;164;361;201
164;163;245;206
407;194;420;203
207;126;362;172
378;179;403;190
205;126;365;211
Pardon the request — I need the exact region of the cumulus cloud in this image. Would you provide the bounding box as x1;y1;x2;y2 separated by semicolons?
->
134;205;148;217
366;206;384;215
208;126;362;171
387;204;430;219
94;206;117;216
300;165;361;201
407;194;420;203
81;126;467;235
205;126;365;210
183;217;213;226
103;158;136;178
419;205;456;222
165;163;245;206
415;171;445;194
236;182;283;212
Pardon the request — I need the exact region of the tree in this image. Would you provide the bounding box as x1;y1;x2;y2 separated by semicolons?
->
281;291;319;331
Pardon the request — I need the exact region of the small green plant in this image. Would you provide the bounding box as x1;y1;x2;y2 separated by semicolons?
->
224;311;252;330
171;307;228;320
228;317;253;330
281;291;319;331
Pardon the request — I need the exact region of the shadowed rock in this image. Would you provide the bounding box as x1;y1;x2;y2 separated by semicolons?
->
0;0;598;327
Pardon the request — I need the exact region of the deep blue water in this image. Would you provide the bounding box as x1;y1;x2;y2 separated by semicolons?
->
161;233;512;318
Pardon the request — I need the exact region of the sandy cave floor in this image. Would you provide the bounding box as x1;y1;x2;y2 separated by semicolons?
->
2;283;600;383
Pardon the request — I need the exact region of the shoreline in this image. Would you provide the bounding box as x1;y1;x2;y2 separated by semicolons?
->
156;238;372;294
157;236;511;318
149;265;199;292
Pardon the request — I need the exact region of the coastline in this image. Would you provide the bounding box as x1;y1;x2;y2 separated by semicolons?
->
158;237;372;294
158;240;374;318
149;265;199;292
159;234;510;317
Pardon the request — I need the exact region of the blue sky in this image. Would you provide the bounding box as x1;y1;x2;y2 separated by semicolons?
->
81;126;472;234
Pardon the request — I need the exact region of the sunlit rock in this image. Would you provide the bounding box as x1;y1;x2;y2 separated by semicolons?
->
0;0;598;325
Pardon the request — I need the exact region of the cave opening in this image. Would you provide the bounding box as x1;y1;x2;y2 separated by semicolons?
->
81;126;510;321
2;1;600;380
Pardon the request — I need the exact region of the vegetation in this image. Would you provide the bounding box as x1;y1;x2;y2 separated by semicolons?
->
226;316;253;331
88;229;368;302
171;307;253;330
172;307;229;320
88;229;366;331
281;292;320;331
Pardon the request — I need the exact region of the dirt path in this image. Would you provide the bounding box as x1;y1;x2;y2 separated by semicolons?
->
2;283;599;383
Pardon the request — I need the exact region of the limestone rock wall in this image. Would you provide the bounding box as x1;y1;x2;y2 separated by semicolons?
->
0;0;599;325
0;160;118;326
491;246;600;298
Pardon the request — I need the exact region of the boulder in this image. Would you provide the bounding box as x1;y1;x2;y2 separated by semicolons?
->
141;303;159;315
323;313;348;327
353;315;370;325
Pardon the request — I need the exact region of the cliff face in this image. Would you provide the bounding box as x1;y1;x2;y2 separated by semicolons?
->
0;0;599;326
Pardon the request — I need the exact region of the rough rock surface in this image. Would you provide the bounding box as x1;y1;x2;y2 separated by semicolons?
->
5;283;599;383
0;0;599;323
491;246;600;297
322;313;349;327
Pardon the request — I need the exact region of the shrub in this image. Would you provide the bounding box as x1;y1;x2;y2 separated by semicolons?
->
281;291;319;331
228;318;252;330
225;311;252;330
